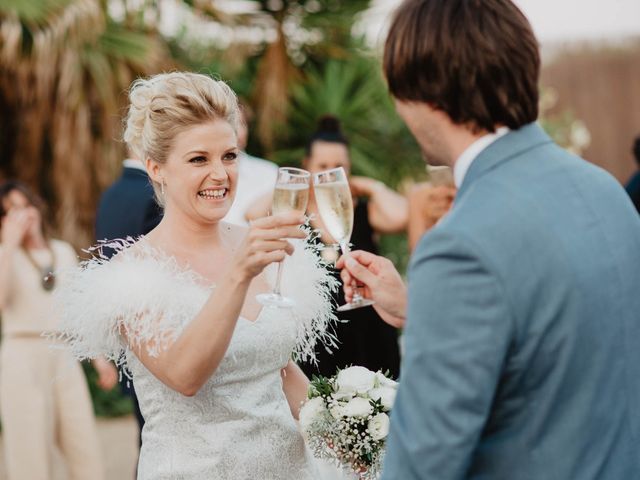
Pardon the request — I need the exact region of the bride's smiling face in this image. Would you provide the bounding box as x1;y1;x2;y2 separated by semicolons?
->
148;119;239;224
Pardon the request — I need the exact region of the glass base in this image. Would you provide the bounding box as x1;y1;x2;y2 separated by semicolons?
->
336;298;375;312
256;292;295;308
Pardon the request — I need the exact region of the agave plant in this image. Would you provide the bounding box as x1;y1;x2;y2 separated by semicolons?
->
0;0;172;246
273;57;425;188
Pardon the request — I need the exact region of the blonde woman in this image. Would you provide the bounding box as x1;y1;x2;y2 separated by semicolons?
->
57;72;336;479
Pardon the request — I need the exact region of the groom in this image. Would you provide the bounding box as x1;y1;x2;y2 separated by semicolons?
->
339;0;640;478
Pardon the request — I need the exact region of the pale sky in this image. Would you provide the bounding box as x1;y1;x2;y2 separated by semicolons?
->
514;0;640;43
362;0;640;46
154;0;640;53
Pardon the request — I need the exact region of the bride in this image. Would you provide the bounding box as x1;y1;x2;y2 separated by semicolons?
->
56;72;337;479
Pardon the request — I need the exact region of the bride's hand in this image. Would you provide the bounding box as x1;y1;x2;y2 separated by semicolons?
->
233;212;307;282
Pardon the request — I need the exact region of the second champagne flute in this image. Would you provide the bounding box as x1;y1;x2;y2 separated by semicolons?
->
256;167;310;308
313;167;375;311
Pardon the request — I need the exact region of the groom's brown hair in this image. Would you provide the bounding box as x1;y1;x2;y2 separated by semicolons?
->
384;0;540;133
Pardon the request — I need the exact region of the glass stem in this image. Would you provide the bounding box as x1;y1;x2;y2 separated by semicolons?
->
273;260;284;296
340;241;362;304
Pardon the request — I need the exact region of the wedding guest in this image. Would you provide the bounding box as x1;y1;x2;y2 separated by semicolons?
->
408;183;455;251
56;72;337;479
96;150;163;458
338;1;640;478
223;103;278;226
407;167;456;252
96;150;163;245
0;180;115;480
298;115;406;380
624;135;640;212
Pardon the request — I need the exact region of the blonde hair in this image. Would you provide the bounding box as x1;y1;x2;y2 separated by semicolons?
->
123;72;241;205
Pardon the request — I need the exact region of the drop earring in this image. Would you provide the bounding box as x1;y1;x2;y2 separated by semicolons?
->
161;179;166;196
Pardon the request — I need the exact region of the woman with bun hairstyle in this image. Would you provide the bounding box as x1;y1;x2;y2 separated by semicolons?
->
0;181;116;480
298;115;407;380
55;72;337;479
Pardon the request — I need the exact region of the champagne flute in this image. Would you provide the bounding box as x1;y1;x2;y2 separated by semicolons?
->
256;167;310;308
426;165;454;187
313;167;375;311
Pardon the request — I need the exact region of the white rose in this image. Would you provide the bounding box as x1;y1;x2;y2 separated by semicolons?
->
331;390;355;401
369;387;397;411
342;397;374;418
299;397;326;432
375;371;398;389
329;402;346;419
336;366;376;397
368;413;390;441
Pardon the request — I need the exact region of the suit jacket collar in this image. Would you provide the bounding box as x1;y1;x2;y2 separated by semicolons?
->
456;122;553;200
122;166;150;180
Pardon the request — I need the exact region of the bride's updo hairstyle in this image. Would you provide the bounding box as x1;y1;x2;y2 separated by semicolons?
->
123;72;241;205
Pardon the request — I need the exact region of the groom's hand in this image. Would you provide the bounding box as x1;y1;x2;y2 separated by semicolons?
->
336;250;407;328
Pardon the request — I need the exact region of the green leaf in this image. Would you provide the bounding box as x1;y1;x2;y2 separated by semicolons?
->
0;0;72;24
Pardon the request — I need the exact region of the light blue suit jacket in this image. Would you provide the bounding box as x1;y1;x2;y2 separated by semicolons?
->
381;123;640;479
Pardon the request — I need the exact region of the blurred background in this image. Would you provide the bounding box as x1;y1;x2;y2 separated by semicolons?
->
0;0;638;476
3;0;638;250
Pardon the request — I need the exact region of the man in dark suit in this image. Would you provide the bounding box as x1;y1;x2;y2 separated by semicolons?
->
95;154;162;450
96;157;162;244
338;1;640;478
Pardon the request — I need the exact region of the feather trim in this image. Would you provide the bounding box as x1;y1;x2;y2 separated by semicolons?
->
53;237;208;367
53;233;338;367
279;230;339;363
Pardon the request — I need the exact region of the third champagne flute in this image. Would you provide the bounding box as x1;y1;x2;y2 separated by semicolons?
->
256;167;310;308
313;167;374;311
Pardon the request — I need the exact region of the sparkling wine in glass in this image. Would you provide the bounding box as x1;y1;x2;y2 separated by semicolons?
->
256;167;310;308
313;167;375;311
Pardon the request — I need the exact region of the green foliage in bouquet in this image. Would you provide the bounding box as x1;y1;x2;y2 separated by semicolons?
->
309;374;334;398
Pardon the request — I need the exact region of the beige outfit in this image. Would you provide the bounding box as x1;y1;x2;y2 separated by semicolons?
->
0;240;104;480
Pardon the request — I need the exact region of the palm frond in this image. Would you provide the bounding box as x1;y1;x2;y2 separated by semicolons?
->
1;0;174;247
274;58;424;187
0;0;72;24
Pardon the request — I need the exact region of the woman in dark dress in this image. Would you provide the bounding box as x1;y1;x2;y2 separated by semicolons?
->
299;116;408;380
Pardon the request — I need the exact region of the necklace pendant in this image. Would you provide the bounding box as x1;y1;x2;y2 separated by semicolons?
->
42;269;55;291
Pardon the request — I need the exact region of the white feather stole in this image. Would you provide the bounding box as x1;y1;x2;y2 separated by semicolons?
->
53;235;338;370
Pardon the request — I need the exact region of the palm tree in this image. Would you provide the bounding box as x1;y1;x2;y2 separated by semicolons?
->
178;0;371;154
0;0;373;245
0;0;172;246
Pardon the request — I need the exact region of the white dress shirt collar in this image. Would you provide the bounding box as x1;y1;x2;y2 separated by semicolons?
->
123;158;147;173
453;127;509;188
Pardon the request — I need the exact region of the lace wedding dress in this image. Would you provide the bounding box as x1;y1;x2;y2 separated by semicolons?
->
55;236;338;479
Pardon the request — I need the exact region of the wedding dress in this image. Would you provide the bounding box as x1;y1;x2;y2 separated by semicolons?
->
55;236;338;479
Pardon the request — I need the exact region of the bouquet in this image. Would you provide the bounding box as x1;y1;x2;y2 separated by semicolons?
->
299;366;398;479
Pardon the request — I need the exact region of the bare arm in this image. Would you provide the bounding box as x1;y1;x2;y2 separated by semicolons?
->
0;245;16;309
281;360;310;420
0;210;30;309
350;176;408;234
92;358;119;391
408;184;456;252
408;184;432;253
125;212;307;397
